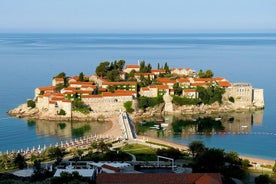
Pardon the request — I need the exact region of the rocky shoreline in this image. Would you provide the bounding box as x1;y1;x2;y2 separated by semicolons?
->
8;101;264;122
7;103;111;122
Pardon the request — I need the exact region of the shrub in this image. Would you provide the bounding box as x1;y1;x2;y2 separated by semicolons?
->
138;96;164;109
27;99;36;108
172;95;201;105
229;96;235;103
124;101;134;113
57;109;66;116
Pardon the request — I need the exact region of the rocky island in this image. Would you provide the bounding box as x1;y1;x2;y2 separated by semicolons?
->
8;60;265;121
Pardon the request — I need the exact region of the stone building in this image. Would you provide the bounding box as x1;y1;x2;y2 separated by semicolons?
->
224;83;253;108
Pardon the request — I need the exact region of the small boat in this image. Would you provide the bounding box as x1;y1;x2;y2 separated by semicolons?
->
215;117;222;121
241;125;248;128
161;123;169;127
156;119;165;123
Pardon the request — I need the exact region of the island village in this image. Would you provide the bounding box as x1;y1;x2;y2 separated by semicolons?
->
9;60;264;121
5;61;268;184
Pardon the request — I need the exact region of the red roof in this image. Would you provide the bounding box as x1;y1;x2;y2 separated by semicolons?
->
157;78;176;84
151;69;166;73
96;173;222;184
125;64;140;69
177;78;190;83
190;83;207;87
218;81;230;87
184;89;196;92
102;81;137;85
69;81;93;85
141;87;150;91
38;86;56;91
102;164;120;172
194;78;214;82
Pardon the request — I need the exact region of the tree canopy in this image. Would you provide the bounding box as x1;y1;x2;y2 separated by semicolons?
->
196;84;225;104
198;69;214;78
95;60;126;81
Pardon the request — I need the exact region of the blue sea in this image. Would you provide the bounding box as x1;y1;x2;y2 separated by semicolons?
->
0;33;276;160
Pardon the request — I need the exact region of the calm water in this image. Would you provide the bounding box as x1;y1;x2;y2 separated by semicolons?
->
0;33;275;160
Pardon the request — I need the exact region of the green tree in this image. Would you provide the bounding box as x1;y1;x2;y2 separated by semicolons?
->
54;72;66;79
107;70;120;82
57;109;66;116
255;174;271;184
229;96;235;103
27;99;36;108
173;83;183;96
193;148;225;172
273;160;276;173
205;69;214;78
196;85;225;104
117;59;126;71
188;141;206;159
164;62;170;73
13;153;27;169
124;101;134;113
198;69;214;78
127;69;137;81
47;147;65;164
225;151;241;166
96;61;110;77
78;72;84;82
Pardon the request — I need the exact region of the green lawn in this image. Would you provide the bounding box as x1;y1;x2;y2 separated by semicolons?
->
121;143;157;161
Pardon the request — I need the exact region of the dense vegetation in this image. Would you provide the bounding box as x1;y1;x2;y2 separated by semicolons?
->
198;69;214;78
27;99;36;108
124;101;134;113
138;96;164;109
196;85;225;104
172;95;201;105
95;60;125;81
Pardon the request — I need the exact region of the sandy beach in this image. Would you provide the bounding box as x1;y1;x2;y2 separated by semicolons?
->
104;115;275;167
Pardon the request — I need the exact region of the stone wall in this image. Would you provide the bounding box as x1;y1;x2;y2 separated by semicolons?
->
83;96;134;113
253;88;265;108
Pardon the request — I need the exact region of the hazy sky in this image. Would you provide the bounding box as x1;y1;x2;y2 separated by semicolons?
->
0;0;275;33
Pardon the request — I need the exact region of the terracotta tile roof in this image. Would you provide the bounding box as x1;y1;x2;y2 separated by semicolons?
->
125;64;140;69
49;101;56;104
96;173;222;184
157;85;169;90
190;83;207;87
38;86;56;91
63;87;76;91
76;90;92;94
69;81;93;85
134;73;154;76
157;78;176;83
151;69;166;73
218;81;230;87
177;78;190;83
81;85;97;89
98;88;107;92
184;89;196;92
194;78;214;82
63;91;76;95
51;97;65;101
141;87;150;91
102;164;120;172
62;99;72;103
102;81;137;85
